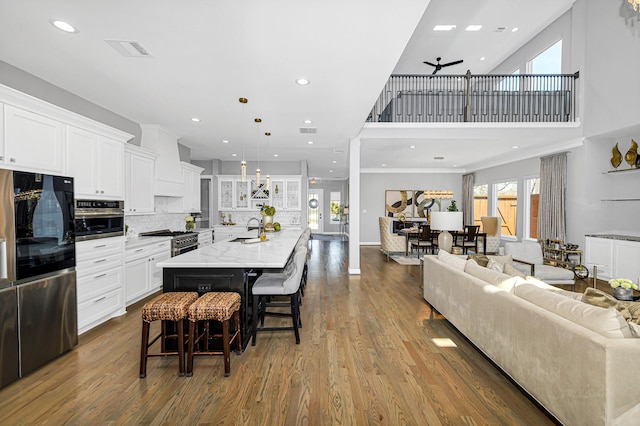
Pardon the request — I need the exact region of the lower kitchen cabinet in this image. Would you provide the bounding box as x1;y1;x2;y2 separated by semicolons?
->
212;225;247;242
125;239;171;306
76;237;126;334
197;229;213;246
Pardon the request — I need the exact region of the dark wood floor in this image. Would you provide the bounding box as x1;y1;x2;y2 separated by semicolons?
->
0;241;560;425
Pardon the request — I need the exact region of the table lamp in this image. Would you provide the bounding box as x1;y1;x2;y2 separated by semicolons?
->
431;211;463;253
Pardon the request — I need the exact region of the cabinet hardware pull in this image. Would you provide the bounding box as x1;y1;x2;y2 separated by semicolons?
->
94;273;107;278
93;296;107;303
94;259;107;263
135;248;144;252
94;244;107;248
10;158;16;163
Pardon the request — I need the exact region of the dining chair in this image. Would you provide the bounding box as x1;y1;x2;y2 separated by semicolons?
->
455;225;480;254
410;225;434;255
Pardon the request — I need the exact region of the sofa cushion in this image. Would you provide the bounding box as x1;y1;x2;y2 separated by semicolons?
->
438;249;467;270
464;260;511;285
519;276;582;300
503;262;527;278
582;288;640;325
517;284;633;338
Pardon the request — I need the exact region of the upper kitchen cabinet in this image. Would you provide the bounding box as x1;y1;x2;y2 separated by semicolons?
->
167;162;204;213
124;144;156;214
3;105;64;174
217;175;302;211
67;126;124;200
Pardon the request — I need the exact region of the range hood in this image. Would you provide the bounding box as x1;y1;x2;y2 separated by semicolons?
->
140;124;183;197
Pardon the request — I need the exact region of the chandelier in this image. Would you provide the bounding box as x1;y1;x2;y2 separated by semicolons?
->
239;97;248;181
630;0;640;11
423;189;454;211
255;118;262;185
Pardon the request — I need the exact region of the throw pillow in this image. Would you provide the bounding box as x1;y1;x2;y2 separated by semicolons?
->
467;254;489;267
487;254;513;266
503;263;527;278
487;258;504;273
582;288;640;325
437;249;467;270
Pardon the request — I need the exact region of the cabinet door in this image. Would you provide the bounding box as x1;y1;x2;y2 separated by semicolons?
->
285;179;301;210
235;180;249;209
96;137;124;199
5;105;64;173
149;250;171;290
67;126;98;196
189;169;201;212
219;179;234;210
585;237;614;279
125;257;149;304
125;151;155;214
614;241;640;282
271;180;284;210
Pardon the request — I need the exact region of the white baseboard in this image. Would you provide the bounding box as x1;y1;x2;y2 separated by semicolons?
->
348;268;361;275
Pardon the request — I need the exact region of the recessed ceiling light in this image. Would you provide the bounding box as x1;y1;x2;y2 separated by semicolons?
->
512;145;519;149
512;27;519;32
480;57;486;61
410;145;416;149
231;153;237;157
273;154;279;157
381;163;386;167
307;141;313;145
332;160;337;164
50;19;78;33
191;117;200;122
329;170;333;173
222;140;229;144
465;25;482;31
433;25;456;31
434;156;444;160
303;119;313;124
296;78;310;86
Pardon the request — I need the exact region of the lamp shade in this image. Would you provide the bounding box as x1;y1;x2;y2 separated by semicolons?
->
430;212;463;231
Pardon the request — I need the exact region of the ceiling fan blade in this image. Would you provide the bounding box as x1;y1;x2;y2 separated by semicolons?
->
423;61;437;67
431;68;439;75
441;59;464;67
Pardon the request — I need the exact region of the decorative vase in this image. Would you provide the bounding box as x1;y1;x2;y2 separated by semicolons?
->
612;287;634;301
611;143;622;169
624;139;638;168
262;215;274;226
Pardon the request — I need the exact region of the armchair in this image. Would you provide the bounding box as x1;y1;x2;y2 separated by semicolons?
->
504;241;575;287
379;217;406;260
480;216;501;254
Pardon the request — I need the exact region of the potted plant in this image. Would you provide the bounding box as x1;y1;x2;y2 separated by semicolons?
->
260;205;276;228
609;278;638;301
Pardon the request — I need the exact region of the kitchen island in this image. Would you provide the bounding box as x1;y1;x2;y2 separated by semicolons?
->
157;227;304;349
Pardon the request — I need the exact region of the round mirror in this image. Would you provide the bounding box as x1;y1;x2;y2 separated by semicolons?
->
308;198;318;209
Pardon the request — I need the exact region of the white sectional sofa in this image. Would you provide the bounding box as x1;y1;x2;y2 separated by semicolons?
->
423;251;640;426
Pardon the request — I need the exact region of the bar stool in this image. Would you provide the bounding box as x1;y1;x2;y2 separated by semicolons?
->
186;292;242;377
252;247;307;345
139;291;199;378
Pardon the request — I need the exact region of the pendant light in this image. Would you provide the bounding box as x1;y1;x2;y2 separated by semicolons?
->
254;118;262;186
265;131;271;191
239;97;248;182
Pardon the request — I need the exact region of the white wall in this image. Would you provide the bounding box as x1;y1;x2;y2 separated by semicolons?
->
359;171;462;243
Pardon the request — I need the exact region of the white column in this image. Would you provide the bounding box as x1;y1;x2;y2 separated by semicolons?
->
348;137;361;274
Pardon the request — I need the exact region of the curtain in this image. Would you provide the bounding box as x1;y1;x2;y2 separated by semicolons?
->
538;152;566;242
462;173;474;226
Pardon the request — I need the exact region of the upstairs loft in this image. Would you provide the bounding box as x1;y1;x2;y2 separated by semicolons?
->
368;72;580;124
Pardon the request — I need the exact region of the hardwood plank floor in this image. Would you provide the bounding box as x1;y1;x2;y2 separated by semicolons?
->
0;241;557;425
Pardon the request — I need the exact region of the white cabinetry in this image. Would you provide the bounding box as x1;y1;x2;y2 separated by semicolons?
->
67;125;124;200
76;237;126;334
125;239;171;305
197;229;213;247
585;236;640;281
124;144;156;214
217;175;302;211
168;162;204;213
212;225;247;242
3;105;64;173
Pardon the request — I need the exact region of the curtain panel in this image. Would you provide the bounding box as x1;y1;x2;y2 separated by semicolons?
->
462;173;474;226
538;153;567;242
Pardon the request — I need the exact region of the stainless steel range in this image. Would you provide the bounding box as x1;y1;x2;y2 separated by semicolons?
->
139;230;199;257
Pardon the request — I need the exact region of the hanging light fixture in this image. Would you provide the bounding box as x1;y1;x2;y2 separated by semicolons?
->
265;131;271;191
629;0;640;12
239;98;248;181
254;118;262;186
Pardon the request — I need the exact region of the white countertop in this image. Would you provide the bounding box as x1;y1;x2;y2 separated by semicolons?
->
157;228;303;269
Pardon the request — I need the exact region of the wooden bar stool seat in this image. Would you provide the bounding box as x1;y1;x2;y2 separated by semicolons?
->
187;292;242;377
139;291;199;378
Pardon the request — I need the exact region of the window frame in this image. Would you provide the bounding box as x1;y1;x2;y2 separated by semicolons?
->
523;176;540;242
492;179;518;241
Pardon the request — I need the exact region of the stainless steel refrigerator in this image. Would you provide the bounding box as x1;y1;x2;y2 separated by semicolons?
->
0;169;77;388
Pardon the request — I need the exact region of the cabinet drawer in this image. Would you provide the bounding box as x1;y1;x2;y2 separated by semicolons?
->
77;253;123;279
126;246;152;262
77;238;124;262
78;287;124;330
148;241;171;255
77;267;123;302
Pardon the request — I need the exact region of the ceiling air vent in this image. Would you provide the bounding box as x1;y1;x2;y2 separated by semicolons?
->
494;27;507;32
333;149;344;154
299;127;317;134
106;40;153;58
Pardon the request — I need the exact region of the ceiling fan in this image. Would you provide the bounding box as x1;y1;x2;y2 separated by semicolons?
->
423;57;464;75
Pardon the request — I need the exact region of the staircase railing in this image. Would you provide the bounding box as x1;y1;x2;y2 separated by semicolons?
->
367;71;579;123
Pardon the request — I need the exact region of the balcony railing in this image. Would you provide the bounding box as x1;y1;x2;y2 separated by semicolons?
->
367;71;579;123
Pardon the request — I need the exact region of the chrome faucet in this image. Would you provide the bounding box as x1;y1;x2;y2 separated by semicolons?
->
246;217;262;236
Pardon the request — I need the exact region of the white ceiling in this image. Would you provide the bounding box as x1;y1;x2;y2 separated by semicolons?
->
0;0;576;180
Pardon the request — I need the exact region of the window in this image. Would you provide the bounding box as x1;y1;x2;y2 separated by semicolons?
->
524;177;540;241
498;69;520;91
330;191;341;223
473;184;488;227
494;181;517;237
528;39;562;90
